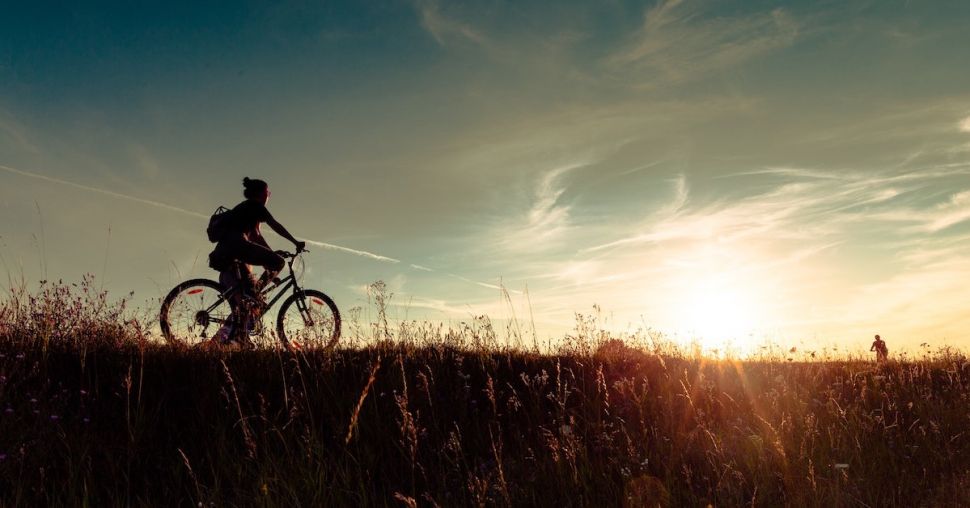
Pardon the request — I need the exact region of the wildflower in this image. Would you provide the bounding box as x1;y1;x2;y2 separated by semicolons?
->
4;408;12;414
83;417;90;424
80;389;88;396
15;353;24;360
0;454;6;461
50;415;60;422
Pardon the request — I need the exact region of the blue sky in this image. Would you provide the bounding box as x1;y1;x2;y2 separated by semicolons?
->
3;1;970;352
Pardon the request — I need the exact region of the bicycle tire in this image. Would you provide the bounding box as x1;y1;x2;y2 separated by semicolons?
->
276;289;341;351
160;278;232;345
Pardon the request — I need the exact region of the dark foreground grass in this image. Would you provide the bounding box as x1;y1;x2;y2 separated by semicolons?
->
2;342;970;507
2;279;970;506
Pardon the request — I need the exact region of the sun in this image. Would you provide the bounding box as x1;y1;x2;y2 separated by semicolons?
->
672;281;760;353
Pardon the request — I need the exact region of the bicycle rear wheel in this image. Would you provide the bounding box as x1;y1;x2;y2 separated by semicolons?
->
276;290;340;350
160;279;233;346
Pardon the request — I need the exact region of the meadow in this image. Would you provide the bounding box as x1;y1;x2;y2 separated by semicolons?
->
1;278;970;506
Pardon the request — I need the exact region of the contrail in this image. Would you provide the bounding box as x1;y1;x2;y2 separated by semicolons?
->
448;273;504;291
448;273;522;294
0;164;399;263
304;239;400;264
1;164;506;292
0;164;208;219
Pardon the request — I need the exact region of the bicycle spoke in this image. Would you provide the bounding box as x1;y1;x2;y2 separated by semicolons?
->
279;291;339;350
163;283;232;345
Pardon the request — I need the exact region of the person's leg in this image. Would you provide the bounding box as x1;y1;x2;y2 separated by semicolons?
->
231;241;283;344
212;268;236;344
234;240;285;288
214;262;254;343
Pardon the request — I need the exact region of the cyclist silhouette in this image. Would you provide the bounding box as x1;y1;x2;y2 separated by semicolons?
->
208;177;305;343
870;334;888;362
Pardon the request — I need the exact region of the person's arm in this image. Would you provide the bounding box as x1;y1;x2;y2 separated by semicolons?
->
264;211;304;250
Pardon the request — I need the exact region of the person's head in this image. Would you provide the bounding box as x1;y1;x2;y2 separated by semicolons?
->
875;334;881;340
243;177;270;204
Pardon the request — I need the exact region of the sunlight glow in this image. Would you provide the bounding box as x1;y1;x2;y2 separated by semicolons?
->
674;283;758;350
664;246;773;354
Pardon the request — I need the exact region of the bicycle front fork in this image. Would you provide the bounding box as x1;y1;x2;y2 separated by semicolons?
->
295;293;315;327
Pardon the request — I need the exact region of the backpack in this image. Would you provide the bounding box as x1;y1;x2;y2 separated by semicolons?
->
206;206;234;243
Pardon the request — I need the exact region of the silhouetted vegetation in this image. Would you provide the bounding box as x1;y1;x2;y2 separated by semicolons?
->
2;278;970;506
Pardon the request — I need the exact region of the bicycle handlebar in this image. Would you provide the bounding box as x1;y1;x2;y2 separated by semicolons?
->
279;248;308;259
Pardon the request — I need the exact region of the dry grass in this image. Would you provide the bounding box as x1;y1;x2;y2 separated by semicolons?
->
1;277;970;506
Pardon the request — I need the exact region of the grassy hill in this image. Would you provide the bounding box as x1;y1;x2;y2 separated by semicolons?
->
2;279;969;506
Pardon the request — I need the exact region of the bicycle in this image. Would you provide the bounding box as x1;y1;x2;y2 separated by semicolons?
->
160;250;341;350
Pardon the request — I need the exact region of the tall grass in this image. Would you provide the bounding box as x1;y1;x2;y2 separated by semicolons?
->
1;277;969;506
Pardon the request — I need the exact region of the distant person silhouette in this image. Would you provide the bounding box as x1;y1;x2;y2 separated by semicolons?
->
870;334;888;362
209;178;305;343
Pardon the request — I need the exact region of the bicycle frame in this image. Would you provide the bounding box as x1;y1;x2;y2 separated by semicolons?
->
201;253;305;325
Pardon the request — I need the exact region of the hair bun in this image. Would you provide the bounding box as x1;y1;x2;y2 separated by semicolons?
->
243;177;251;186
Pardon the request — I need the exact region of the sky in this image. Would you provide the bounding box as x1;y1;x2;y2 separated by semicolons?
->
3;0;970;354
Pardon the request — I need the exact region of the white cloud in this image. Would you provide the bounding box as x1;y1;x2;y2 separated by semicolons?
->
606;0;799;87
494;163;583;254
528;164;577;232
923;190;970;232
515;160;970;341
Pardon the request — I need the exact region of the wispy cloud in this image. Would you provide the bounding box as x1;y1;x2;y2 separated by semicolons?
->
591;160;967;256
524;163;581;242
479;160;596;258
414;0;485;47
606;0;799;87
499;139;970;342
914;190;970;233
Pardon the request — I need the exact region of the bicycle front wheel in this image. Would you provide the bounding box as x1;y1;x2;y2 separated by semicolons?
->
160;279;233;346
276;290;341;350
